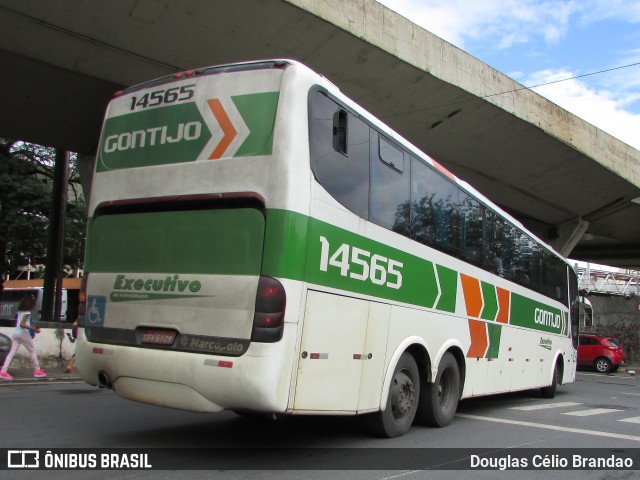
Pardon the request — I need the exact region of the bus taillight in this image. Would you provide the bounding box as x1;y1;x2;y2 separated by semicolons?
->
251;276;286;343
78;274;89;318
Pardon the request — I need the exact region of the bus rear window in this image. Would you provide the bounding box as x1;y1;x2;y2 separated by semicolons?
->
86;207;265;275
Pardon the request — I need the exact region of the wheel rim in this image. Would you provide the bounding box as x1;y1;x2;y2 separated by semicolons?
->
437;368;454;412
390;369;415;421
596;359;609;372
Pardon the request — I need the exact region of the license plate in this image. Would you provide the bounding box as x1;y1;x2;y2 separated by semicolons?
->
141;329;176;345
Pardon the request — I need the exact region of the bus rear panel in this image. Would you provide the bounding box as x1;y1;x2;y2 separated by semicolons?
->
78;61;300;413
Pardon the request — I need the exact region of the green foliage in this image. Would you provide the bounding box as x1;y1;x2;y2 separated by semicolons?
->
0;138;86;278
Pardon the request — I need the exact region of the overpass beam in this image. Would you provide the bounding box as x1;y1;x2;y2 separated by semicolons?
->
77;153;96;206
552;217;589;258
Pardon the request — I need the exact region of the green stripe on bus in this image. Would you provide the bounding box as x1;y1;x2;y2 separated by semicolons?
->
261;209;309;280
232;92;279;157
486;323;502;359
264;210;441;309
304;215;439;308
480;281;498;321
510;293;564;335
263;210;566;335
435;265;457;313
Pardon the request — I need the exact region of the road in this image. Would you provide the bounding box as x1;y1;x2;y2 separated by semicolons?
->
0;370;638;480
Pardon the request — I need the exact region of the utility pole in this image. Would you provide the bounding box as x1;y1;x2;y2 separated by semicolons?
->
41;149;69;323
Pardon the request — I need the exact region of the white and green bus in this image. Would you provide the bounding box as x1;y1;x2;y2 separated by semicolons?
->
77;60;579;437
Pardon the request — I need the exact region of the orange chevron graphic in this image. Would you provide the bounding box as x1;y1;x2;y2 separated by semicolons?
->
460;274;482;317
207;98;237;160
496;287;510;324
461;274;488;357
467;319;488;358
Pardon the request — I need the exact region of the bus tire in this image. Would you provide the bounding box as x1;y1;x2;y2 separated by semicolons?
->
540;361;561;398
369;352;420;438
417;352;460;427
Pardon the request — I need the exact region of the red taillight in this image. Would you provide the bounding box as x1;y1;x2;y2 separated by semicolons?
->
251;276;285;343
78;274;89;317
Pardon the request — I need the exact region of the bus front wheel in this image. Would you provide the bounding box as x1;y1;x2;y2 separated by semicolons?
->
369;352;420;438
417;352;460;427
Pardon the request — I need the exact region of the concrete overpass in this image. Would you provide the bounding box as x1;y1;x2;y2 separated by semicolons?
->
1;0;639;268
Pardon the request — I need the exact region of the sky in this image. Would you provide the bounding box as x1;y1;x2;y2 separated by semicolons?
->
375;0;640;151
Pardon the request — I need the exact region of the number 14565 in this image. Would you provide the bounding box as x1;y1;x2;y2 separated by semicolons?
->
319;236;403;289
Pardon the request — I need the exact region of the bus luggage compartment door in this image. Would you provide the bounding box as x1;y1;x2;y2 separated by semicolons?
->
293;290;389;413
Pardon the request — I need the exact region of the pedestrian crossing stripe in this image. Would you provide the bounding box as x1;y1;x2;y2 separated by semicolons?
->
619;416;640;424
510;402;582;411
509;403;638;423
562;408;623;417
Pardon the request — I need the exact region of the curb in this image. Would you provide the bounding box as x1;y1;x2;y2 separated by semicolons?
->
0;360;83;385
0;377;83;385
0;370;83;385
4;355;69;370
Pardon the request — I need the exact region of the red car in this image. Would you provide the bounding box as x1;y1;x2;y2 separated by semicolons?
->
577;334;625;373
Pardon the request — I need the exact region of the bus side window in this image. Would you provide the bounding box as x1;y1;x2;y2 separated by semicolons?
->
310;91;370;218
458;192;484;268
370;134;410;237
485;211;505;277
379;135;404;173
410;157;459;256
515;234;540;290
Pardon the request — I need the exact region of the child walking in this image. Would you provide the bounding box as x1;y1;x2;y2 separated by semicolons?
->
0;296;47;380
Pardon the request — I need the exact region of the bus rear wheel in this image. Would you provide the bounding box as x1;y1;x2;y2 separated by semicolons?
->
369;352;420;438
540;361;561;398
417;352;460;427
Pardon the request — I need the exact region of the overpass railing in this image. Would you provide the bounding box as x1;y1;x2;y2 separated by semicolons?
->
576;265;640;297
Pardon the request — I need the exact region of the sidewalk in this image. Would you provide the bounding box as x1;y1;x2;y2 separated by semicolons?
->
0;366;82;384
618;364;639;374
0;355;83;384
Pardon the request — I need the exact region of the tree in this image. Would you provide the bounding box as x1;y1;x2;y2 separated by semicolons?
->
0;138;86;283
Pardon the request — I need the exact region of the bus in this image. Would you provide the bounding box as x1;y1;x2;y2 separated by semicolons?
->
77;60;579;437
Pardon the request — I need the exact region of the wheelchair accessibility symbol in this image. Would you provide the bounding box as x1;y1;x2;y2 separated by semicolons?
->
86;295;106;327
